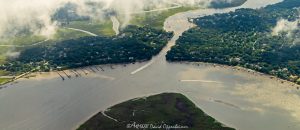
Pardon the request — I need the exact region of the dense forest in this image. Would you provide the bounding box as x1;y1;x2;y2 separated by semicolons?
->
167;0;300;84
78;93;234;130
1;25;172;74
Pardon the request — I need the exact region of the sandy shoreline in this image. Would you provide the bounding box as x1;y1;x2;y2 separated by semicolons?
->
173;61;300;88
2;60;299;91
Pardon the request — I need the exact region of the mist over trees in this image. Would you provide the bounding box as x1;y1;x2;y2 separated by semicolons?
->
0;0;248;39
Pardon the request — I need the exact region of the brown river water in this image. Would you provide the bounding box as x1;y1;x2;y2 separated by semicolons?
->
2;0;300;130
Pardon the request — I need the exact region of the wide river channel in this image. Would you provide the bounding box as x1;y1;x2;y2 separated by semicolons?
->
2;0;300;130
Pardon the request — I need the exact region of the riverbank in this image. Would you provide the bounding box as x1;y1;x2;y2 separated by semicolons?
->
173;61;300;89
3;58;299;94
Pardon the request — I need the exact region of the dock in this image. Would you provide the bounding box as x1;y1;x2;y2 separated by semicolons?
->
98;66;104;71
56;72;65;81
62;70;71;79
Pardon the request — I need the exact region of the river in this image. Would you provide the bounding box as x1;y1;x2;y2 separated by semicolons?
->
1;0;300;130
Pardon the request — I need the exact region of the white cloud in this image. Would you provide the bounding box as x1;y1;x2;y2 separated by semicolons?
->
272;19;299;36
0;0;236;39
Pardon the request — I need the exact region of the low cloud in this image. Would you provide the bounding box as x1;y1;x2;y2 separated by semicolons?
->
0;0;66;39
5;51;20;59
272;18;300;44
0;0;238;39
272;19;299;36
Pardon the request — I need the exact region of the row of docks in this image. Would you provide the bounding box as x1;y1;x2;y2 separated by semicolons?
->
0;64;130;89
56;65;116;81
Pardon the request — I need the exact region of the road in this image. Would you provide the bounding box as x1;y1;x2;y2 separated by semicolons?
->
65;27;98;36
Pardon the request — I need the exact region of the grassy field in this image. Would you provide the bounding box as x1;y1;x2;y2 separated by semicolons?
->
0;55;6;64
0;70;9;76
53;28;91;41
0;48;9;66
0;46;10;53
0;35;46;46
0;70;11;85
0;78;11;85
0;48;8;56
0;29;89;68
0;55;6;65
66;20;115;36
129;6;197;29
77;93;234;130
0;20;114;47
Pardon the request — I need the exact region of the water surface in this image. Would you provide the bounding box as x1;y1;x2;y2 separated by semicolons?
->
2;0;300;130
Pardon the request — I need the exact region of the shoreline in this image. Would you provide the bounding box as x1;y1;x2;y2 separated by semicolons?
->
2;60;299;91
0;63;130;86
170;61;300;89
